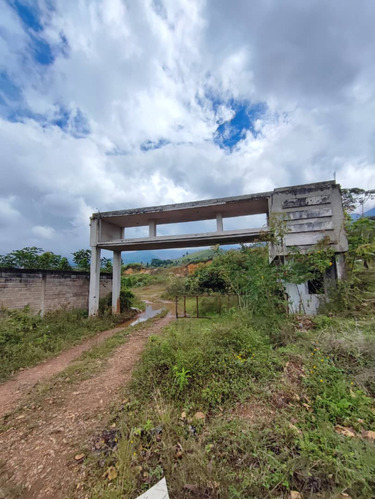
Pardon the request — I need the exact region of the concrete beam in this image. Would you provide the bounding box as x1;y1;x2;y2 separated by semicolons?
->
98;227;267;252
91;192;271;228
112;251;122;314
88;246;101;316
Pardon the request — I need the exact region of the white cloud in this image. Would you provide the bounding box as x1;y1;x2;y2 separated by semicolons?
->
1;0;375;256
31;225;56;239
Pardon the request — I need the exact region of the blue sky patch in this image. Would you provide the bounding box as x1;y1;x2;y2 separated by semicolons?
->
11;0;43;32
8;0;56;65
52;106;90;137
141;138;170;151
0;72;22;103
214;99;267;150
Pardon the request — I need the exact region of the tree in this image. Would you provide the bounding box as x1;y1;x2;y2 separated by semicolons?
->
101;257;113;272
72;249;91;271
0;247;72;270
341;188;375;216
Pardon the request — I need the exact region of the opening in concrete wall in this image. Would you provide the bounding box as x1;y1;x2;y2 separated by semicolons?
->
223;213;267;231
157;219;217;236
124;226;150;239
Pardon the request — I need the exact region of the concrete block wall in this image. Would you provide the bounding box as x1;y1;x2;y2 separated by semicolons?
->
0;269;112;314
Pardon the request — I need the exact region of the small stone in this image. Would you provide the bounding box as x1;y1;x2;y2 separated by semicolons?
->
335;425;356;438
180;411;187;420
175;450;183;459
194;411;206;420
289;491;302;499
74;453;85;461
362;430;375;440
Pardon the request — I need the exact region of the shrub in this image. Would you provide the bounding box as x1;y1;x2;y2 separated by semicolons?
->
98;289;134;314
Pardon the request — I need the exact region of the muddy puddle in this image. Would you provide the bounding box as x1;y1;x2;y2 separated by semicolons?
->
118;302;165;329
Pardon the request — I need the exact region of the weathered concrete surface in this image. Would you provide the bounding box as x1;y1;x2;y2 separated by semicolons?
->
269;180;348;259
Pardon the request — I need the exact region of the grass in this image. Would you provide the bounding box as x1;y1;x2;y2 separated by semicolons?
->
0;307;136;382
85;308;375;499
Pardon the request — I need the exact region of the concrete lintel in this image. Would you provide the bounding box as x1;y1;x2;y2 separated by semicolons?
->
98;227;268;252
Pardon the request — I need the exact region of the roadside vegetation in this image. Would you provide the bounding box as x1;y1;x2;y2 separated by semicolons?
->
85;216;375;499
0;307;137;382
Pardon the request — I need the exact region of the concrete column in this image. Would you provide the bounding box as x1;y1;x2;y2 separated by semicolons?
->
88;246;101;316
335;254;347;280
216;213;223;232
112;250;122;314
149;220;157;237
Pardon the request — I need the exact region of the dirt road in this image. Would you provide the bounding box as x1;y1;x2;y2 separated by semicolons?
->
0;311;173;498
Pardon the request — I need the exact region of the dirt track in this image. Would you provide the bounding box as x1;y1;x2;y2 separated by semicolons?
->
0;312;173;498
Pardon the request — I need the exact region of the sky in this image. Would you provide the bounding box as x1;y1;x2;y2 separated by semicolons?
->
1;0;375;257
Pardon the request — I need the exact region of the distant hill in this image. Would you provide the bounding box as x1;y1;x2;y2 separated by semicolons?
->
171;248;218;266
351;206;375;220
121;245;240;265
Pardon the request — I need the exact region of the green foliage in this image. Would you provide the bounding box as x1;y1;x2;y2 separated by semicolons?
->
283;243;335;285
0;247;72;270
164;273;187;298
186;266;228;294
72;249;91;271
123;263;144;271
150;258;173;268
347;217;375;268
131;313;280;410
94;310;375;500
341;187;375;214
121;273;161;288
172;366;191;392
0;308;131;381
98;289;135;314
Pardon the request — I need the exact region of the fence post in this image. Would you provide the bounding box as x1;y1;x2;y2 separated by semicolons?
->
196;296;199;318
184;295;187;317
175;296;178;319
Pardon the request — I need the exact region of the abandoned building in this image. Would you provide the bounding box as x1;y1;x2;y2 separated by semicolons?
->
88;180;348;316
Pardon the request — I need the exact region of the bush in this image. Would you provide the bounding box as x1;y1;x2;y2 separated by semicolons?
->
98;289;134;314
131;312;281;410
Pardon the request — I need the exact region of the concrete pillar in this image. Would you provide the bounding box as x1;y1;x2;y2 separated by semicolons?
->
149;220;157;237
88;246;101;316
335;254;347;280
216;213;223;232
112;250;122;314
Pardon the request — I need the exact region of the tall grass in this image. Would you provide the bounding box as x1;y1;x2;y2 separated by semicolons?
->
0;307;135;381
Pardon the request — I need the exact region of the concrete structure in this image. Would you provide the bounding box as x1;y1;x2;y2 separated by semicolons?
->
0;269;112;315
89;180;348;315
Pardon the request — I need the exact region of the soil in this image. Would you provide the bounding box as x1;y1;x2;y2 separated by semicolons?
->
0;312;174;498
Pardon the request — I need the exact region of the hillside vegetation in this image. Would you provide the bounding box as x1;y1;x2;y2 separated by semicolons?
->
86;217;375;499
